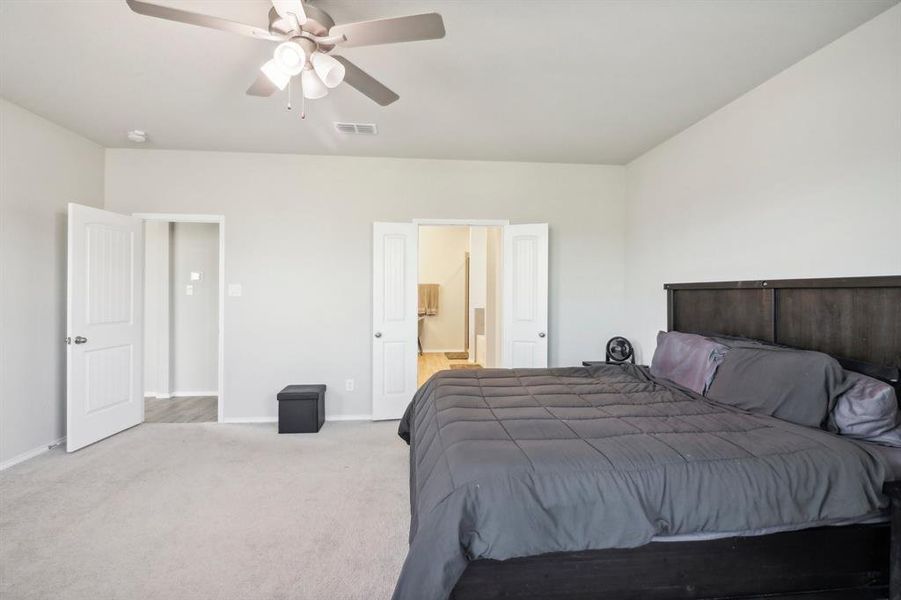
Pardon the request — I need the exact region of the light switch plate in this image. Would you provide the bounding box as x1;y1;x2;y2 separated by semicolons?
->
228;284;242;297
345;379;355;392
186;284;194;296
190;271;203;281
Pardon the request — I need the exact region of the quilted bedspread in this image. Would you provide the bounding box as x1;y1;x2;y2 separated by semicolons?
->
393;364;889;600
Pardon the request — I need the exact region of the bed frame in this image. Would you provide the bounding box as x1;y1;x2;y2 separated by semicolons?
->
452;275;901;600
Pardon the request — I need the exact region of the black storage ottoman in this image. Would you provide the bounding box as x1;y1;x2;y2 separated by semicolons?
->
277;385;326;433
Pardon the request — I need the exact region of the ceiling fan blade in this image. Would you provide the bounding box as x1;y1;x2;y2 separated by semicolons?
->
246;72;280;97
333;56;399;106
329;13;445;48
125;0;283;42
272;0;307;25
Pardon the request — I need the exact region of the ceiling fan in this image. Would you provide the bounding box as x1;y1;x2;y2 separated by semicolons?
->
125;0;446;106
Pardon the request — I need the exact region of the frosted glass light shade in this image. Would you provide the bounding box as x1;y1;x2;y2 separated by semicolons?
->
301;69;328;99
310;52;345;88
261;59;291;90
273;41;306;76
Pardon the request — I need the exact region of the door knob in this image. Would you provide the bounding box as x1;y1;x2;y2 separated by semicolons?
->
538;332;546;338
74;336;88;344
374;332;382;338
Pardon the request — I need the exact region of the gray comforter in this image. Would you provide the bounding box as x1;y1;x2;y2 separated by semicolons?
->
394;364;890;600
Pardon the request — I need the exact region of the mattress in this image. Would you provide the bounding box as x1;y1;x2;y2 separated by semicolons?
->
394;364;890;600
855;439;901;479
653;439;901;543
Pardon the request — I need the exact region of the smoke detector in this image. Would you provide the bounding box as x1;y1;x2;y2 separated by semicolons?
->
335;122;377;135
127;130;147;143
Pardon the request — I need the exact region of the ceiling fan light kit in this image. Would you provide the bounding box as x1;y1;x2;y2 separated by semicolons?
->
301;68;329;100
261;59;292;91
125;0;446;110
273;40;307;76
311;52;345;88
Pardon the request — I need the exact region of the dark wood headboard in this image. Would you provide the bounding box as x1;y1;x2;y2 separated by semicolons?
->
664;276;901;385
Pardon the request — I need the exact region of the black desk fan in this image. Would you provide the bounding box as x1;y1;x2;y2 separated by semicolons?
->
606;336;635;364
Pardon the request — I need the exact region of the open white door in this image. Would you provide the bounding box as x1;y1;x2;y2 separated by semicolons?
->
503;223;548;368
372;222;418;420
67;203;144;452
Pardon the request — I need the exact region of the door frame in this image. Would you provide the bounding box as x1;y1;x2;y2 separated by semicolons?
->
413;219;510;227
133;213;226;423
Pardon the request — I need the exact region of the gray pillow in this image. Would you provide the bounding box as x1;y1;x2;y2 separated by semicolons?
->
650;331;729;395
706;346;851;428
829;371;901;447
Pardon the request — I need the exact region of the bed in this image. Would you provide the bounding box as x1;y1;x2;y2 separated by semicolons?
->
394;276;901;600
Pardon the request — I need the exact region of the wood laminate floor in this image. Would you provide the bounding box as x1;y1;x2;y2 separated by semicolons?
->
418;352;479;386
144;396;218;423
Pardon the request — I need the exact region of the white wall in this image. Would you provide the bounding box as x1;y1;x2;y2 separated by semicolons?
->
105;151;626;420
419;226;470;353
170;222;219;394
0;99;105;466
623;5;901;363
469;228;488;312
468;227;487;360
486;228;503;368
143;221;170;396
468;226;501;367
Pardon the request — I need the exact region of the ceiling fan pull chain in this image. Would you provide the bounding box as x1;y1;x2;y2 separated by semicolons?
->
287;77;293;111
300;82;306;119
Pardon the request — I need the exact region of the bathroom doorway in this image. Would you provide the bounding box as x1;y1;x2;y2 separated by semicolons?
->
416;225;503;385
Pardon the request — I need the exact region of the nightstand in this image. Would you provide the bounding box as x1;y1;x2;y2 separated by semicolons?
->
583;361;646;367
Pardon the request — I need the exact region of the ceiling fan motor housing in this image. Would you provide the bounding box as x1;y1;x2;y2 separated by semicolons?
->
268;5;334;39
293;36;318;60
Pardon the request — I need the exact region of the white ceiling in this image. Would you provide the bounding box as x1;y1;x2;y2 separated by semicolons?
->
1;0;896;164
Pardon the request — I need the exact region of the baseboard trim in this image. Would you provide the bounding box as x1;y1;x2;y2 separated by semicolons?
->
220;415;374;424
220;417;277;424
421;348;467;354
219;415;375;424
0;436;66;471
326;414;373;422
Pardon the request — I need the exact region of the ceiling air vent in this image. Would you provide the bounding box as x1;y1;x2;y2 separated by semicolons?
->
335;122;378;135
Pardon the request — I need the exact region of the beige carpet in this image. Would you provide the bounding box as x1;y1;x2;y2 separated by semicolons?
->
0;421;409;600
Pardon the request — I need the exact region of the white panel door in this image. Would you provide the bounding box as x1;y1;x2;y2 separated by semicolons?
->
67;203;144;452
372;222;418;420
502;224;549;368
